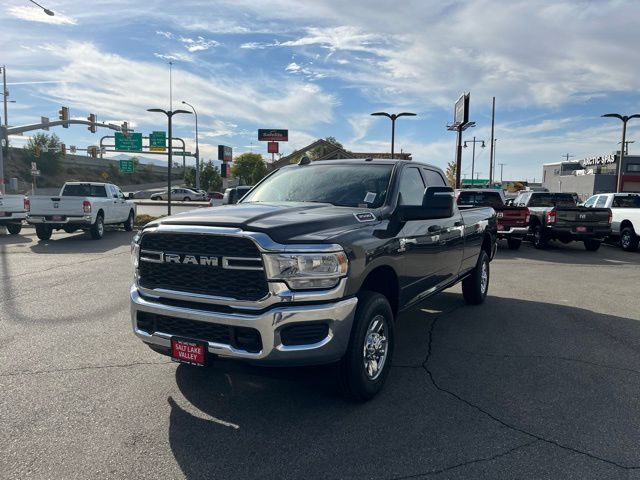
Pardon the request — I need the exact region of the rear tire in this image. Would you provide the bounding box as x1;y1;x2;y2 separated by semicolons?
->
532;225;548;249
507;238;521;250
183;197;191;202
7;223;22;235
620;227;639;252
90;214;104;240
584;239;601;251
35;224;52;241
462;250;490;305
124;210;135;231
339;291;394;402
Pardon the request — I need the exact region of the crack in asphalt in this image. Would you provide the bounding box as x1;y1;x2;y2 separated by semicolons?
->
421;312;640;471
0;360;173;378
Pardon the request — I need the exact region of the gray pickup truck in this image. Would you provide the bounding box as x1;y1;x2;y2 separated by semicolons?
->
131;159;497;400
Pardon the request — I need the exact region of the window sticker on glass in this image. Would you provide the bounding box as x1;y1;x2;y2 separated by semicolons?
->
364;192;377;203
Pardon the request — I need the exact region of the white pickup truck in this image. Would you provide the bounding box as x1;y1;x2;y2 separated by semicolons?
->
584;193;640;251
27;182;136;241
0;194;29;235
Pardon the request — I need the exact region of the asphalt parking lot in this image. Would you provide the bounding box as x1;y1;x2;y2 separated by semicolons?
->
1;229;640;479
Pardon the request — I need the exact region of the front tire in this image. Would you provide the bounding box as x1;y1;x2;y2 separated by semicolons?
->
183;197;191;202
462;250;490;305
35;224;52;241
584;239;601;251
339;291;395;402
532;225;548;249
620;227;639;252
90;214;104;240
507;238;521;250
7;223;22;235
124;210;135;231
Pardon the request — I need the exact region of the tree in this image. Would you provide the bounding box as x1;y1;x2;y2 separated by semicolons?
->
445;160;456;187
308;136;345;160
200;162;223;192
231;153;267;185
25;133;62;176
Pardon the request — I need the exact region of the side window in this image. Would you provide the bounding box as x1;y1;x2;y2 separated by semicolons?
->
398;167;425;206
595;196;607;208
117;189;125;199
107;185;116;198
583;196;597;208
422;168;446;187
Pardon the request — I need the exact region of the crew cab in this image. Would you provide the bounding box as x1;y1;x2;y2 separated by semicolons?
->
130;159;497;401
0;194;29;235
513;191;611;251
456;189;529;250
583;193;640;251
28;182;136;241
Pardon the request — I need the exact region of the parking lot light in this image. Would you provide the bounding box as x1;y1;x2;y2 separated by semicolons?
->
601;113;640;193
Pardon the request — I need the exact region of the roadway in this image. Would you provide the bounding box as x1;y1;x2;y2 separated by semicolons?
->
1;231;640;479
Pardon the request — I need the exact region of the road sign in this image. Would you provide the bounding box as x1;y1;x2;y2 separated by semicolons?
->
149;131;166;152
119;159;135;173
31;162;37;170
70;145;77;153
115;132;142;151
258;129;288;141
31;169;40;176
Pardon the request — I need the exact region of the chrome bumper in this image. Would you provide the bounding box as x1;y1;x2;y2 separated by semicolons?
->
130;286;358;366
27;215;92;225
497;226;529;237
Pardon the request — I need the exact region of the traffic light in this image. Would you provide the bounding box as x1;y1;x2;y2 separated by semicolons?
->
87;113;96;133
60;143;66;158
59;106;69;127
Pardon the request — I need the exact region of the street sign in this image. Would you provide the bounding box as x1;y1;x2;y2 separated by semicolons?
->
70;145;77;153
267;141;279;154
258;129;288;142
218;145;232;162
149;131;166;152
119;159;135;173
115;132;142;151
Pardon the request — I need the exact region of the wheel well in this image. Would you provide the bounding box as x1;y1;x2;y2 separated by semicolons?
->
482;233;493;258
360;266;399;315
620;220;634;232
96;209;104;218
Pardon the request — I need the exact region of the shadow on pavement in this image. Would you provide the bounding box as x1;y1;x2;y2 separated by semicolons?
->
166;292;640;479
0;232;34;245
27;229;136;254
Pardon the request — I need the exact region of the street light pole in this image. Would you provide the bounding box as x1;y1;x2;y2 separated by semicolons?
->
371;111;416;159
28;0;55;16
602;113;640;193
181;101;200;190
147;108;192;215
464;137;485;185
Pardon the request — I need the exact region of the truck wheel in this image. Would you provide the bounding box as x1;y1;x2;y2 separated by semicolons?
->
584;239;601;251
124;211;135;231
90;214;104;240
339;291;395;402
507;238;521;250
620;227;639;252
532;225;548;249
462;250;490;305
7;223;22;235
35;224;52;241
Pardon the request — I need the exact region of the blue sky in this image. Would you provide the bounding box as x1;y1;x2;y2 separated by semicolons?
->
2;0;640;181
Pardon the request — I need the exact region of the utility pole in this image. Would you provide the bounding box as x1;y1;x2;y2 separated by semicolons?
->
489;96;495;183
499;163;506;183
561;153;573;162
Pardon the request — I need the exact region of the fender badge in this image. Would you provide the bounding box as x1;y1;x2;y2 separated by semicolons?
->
354;212;376;222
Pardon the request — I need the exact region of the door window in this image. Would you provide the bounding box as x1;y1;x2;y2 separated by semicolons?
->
583;196;597;208
595;196;608;208
422;169;446;187
398;167;425;206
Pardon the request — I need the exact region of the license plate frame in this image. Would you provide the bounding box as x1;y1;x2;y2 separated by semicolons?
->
171;337;207;367
575;226;587;233
50;215;64;221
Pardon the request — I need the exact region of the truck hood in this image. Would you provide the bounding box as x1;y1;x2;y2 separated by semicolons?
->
152;202;379;243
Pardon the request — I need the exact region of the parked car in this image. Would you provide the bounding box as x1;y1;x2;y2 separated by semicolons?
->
131;158;497;401
208;191;224;200
221;186;252;204
27;182;136;240
456;189;530;250
513;191;611;251
0;193;29;235
583;193;640;251
150;188;207;202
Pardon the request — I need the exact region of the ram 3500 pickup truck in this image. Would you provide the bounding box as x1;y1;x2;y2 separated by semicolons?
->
28;182;136;240
0;194;29;235
131;159;497;401
583;193;640;252
514;191;611;251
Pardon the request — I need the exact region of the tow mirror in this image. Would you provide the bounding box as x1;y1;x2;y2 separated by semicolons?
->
398;186;455;221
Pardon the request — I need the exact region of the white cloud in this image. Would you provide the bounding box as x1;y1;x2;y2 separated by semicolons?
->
285;62;301;72
153;52;194;63
178;36;220;52
7;6;77;25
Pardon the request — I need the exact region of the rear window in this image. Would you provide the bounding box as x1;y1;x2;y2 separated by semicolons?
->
612;195;640;208
457;191;503;208
528;193;577;207
62;184;108;198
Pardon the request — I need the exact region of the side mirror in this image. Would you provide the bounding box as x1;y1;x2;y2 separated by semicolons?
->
398;186;455;221
128;192;135;199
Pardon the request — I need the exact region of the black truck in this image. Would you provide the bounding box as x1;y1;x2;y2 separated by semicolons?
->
513;191;611;250
131;159;497;400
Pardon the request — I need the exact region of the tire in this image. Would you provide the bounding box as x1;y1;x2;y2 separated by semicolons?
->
7;223;22;235
63;226;77;234
124;210;135;231
532;225;548;249
462;250;490;305
507;238;521;250
35;224;52;241
584;239;601;251
183;197;191;202
90;214;104;240
620;227;639;252
339;291;395;402
151;196;160;201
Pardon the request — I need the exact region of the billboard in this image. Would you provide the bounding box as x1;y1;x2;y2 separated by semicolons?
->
258;129;288;142
218;145;233;162
454;93;470;127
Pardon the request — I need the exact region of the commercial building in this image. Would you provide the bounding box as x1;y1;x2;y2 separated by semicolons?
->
542;152;640;200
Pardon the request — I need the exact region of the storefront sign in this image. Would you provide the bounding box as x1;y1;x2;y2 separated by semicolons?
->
580;154;616;167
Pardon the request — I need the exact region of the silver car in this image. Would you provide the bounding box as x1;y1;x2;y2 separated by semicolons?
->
150;188;207;202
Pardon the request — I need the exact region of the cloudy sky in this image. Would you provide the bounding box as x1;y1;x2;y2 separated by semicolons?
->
2;0;640;181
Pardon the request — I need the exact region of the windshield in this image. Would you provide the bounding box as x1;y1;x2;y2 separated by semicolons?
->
613;195;640;208
457;191;503;208
529;193;577;207
242;164;394;208
62;184;107;198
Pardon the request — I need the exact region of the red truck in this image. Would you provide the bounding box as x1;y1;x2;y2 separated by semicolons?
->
455;189;529;250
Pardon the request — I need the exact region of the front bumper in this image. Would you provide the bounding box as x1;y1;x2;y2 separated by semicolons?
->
131;286;358;366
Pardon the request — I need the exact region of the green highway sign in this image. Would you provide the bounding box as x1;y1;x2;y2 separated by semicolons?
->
119;159;135;173
149;131;166;152
115;132;142;152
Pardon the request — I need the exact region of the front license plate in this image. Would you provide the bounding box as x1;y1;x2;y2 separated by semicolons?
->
171;337;207;366
576;226;587;233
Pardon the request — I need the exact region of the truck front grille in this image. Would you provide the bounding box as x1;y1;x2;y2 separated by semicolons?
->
137;232;269;301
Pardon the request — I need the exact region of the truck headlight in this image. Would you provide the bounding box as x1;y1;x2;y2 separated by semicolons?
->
263;252;348;290
131;231;141;268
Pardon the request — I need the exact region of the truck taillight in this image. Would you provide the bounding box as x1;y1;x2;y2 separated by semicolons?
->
546;211;557;224
24;198;30;212
608;211;612;224
83;200;92;213
525;214;530;223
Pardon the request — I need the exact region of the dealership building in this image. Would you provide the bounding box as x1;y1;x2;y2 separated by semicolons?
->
542;152;640;200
